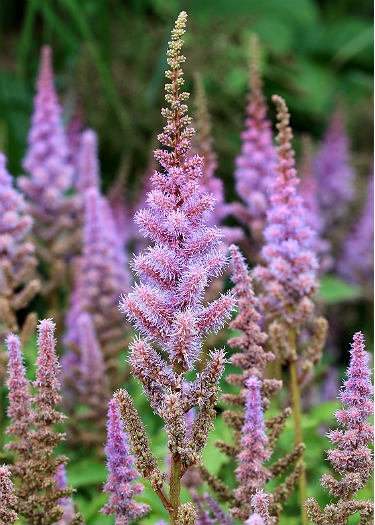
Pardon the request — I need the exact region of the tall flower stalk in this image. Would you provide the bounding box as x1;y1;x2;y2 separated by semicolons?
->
118;12;234;524
255;95;327;525
5;320;82;524
305;332;373;525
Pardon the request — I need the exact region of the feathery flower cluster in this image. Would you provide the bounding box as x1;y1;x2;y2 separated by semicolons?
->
314;106;355;232
54;464;77;525
234;376;272;519
233;35;276;245
305;332;373;524
102;399;150;524
18;46;78;274
0;153;39;337
338;169;374;289
119;12;234;524
255;95;318;328
65;186;129;384
5;320;81;525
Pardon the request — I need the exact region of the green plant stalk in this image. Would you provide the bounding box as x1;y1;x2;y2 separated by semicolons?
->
289;329;308;525
169;453;182;525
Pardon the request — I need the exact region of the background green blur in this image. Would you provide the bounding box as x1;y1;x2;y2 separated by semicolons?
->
0;0;373;191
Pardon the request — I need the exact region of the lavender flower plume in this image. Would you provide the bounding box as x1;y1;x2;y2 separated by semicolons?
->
65;187;130;385
120;12;234;522
233;35;276;244
245;514;265;525
305;332;374;525
101;399;150;524
0;152;39;335
254;95;319;327
338;169;374;289
18;46;78;298
0;465;18;525
233;377;271;519
5;333;33;446
314;105;355;231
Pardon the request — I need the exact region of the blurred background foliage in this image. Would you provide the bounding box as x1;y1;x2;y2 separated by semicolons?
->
0;0;373;190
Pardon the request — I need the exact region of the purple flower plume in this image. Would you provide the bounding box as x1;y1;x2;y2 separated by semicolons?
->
101;399;150;524
54;464;76;525
64;187;130;385
254;95;318;326
234;376;271;507
121;15;234;374
18;46;77;253
233;35;276;244
305;332;374;524
5;333;33;441
314;106;355;231
338;169;374;289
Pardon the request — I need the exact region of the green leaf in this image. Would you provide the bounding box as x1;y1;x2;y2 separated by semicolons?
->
68;458;108;488
318;275;362;304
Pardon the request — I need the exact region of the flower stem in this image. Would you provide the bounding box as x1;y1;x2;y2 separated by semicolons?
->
169;453;182;524
289;346;308;525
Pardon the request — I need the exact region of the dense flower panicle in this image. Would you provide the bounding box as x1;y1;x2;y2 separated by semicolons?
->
18;46;77;257
314;106;355;230
5;333;33;441
234;377;271;512
65;187;129;384
0;465;18;525
305;332;374;525
76;129;100;192
101;399;150;524
5;320;81;525
245;514;265;525
338;169;374;288
122;11;234;374
0;153;39;334
227;245;273;384
233;35;276;243
254;95;319;326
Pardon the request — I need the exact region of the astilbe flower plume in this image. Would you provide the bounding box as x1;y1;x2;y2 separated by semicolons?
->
101;398;150;524
18;46;79;306
118;12;234;524
232;34;276;247
0;152;39;340
76;129;100;193
233;376;273;521
54;464;77;525
64;187;130;388
5;320;82;525
254;95;319;329
305;332;374;525
338;169;374;290
314;105;355;237
0;465;18;525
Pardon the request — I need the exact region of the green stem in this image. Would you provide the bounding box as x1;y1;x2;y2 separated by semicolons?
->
288;332;308;525
169;453;182;525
